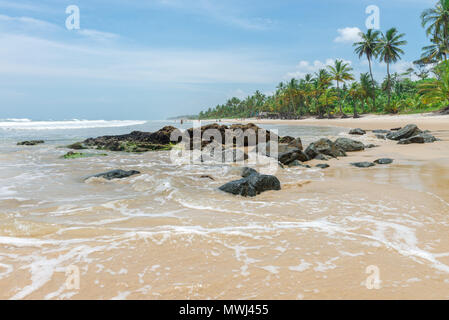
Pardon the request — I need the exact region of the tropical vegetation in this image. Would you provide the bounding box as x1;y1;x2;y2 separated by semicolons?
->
197;0;449;119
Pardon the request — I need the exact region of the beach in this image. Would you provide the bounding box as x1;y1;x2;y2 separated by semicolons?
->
0;114;448;299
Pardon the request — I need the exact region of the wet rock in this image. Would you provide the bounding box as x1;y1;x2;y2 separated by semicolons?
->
67;142;87;150
279;136;295;144
278;148;309;165
374;158;393;165
314;154;332;161
219;168;281;197
17;140;44;146
386;124;422;141
62;151;107;159
241;167;258;177
228;123;278;147
398;133;438;145
334;138;365;152
305;139;346;160
83;126;178;152
88;169;140;180
349;128;366;135
391;127;402;131
288;160;311;168
316;164;330;169
375;134;386;140
287;137;303;151
351;162;375;168
252;141;289;156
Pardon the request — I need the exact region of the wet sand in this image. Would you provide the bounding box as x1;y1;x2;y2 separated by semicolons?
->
1;114;449;300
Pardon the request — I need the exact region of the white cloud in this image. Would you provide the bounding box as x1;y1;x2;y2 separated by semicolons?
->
77;29;119;41
334;27;362;44
285;59;353;79
0;32;284;84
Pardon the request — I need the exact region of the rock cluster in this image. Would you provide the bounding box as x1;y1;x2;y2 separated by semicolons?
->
219;167;281;197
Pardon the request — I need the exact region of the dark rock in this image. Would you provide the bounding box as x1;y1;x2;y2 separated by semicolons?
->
83;127;178;152
349;128;366;135
67;142;87;150
391;127;402;131
398;133;438;145
287;137;303;151
252;141;289;156
187;123;278;149
334;138;365;152
278;148;309;165
375;134;386;140
372;130;390;134
374;158;393;165
228;123;278;147
88;169;140;180
351;162;375;168
365;144;378;149
288;160;311;168
305;139;346;160
200;175;215;181
386;124;422;141
17;140;44;146
316;164;330;169
314;154;332;161
241;167;258;177
279;136;295;144
219;169;281;197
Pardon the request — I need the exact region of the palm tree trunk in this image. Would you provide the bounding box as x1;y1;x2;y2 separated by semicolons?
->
353;101;358;118
368;57;376;111
337;81;342;115
387;62;391;109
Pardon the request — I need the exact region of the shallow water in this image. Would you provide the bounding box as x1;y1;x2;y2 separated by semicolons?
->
0;119;449;299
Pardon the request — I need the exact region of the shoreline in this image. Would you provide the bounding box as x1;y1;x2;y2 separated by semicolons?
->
211;112;449;131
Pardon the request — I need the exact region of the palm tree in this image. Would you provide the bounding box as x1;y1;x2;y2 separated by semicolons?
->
354;29;380;109
377;28;407;109
418;62;449;113
420;35;449;63
314;69;332;118
319;88;338;119
348;82;361;118
359;73;374;113
327;59;354;118
421;0;449;60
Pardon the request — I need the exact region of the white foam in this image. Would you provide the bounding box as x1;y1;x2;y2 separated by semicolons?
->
0;120;146;130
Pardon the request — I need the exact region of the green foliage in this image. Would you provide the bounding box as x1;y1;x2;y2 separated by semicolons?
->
196;1;449;119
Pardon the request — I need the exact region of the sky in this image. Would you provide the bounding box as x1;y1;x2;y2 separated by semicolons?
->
0;0;439;120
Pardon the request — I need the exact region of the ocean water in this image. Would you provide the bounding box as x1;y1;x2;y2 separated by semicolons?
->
0;119;449;299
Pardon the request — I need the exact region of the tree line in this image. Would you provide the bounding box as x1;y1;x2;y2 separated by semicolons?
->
198;0;449;120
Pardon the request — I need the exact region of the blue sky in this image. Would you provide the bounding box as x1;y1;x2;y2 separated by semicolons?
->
0;0;438;120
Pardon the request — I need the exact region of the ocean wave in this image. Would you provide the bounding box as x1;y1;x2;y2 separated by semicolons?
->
0;118;32;122
0;120;147;130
